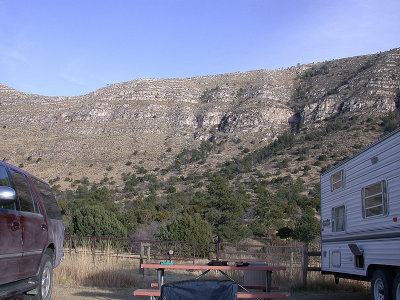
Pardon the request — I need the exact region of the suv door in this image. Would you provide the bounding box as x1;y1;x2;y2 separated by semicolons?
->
0;165;22;285
9;169;48;279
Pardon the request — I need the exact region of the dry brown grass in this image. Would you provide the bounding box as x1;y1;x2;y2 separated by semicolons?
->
54;246;140;288
55;245;369;294
273;268;369;293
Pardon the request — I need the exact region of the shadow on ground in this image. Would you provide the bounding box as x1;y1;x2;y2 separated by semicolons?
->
50;284;371;300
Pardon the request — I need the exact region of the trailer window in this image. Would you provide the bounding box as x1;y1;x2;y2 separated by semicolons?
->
362;180;387;218
331;170;344;191
332;205;346;232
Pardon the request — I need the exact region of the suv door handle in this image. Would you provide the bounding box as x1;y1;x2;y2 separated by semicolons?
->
41;224;48;231
11;220;20;231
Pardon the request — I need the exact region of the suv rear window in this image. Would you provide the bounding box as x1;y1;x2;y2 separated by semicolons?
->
32;178;62;220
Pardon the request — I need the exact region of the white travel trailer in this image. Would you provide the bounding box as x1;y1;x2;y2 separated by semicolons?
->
320;127;400;300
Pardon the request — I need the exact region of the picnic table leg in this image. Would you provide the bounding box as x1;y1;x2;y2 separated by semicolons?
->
266;270;272;292
156;268;164;300
195;269;211;280
218;270;249;293
265;270;272;300
157;268;164;287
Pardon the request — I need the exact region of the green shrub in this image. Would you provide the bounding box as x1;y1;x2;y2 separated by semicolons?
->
353;144;363;149
276;227;293;240
68;205;127;238
298;155;306;161
156;213;213;244
318;154;328;161
292;207;320;243
137;166;148;174
166;186;177;194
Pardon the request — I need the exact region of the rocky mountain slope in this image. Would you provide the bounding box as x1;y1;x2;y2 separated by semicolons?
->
1;48;399;184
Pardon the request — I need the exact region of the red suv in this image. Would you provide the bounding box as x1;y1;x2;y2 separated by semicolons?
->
0;162;64;300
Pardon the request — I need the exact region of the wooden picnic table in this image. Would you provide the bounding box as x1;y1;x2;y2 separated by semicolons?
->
135;262;289;299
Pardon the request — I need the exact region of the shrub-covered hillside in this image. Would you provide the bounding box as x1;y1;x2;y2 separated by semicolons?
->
55;111;400;244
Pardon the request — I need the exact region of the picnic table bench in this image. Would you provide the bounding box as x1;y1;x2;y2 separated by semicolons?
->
134;288;290;298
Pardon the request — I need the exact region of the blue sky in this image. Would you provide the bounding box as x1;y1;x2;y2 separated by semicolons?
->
0;0;399;97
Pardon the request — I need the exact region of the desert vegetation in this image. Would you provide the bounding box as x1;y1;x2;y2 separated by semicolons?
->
52;111;400;248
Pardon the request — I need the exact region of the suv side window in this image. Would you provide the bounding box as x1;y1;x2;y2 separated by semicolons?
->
9;169;40;214
0;166;15;210
32;178;62;220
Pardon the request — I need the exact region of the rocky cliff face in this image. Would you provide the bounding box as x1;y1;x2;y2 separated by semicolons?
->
0;48;399;182
294;49;400;125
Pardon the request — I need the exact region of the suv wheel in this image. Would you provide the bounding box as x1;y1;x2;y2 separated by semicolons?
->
24;251;53;300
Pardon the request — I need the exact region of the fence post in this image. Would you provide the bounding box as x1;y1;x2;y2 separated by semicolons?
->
140;242;145;275
193;242;196;264
139;242;151;275
301;244;309;286
146;243;151;263
92;237;96;263
290;250;294;278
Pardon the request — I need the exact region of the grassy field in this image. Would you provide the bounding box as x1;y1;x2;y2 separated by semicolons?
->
54;247;140;288
54;247;370;295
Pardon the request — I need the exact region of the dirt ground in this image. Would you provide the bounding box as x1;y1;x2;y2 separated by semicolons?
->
49;284;371;300
9;267;371;300
8;284;370;299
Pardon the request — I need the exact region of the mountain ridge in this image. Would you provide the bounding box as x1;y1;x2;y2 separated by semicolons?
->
1;48;399;185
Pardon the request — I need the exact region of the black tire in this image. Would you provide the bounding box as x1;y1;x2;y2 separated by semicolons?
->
23;251;54;300
371;269;394;300
393;272;400;300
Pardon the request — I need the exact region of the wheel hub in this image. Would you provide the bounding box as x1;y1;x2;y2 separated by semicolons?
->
374;278;385;300
41;265;51;298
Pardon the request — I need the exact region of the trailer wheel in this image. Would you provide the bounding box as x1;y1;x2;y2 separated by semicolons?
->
371;269;393;300
393;272;400;300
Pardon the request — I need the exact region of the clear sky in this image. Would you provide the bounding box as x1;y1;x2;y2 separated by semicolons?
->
0;0;399;97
